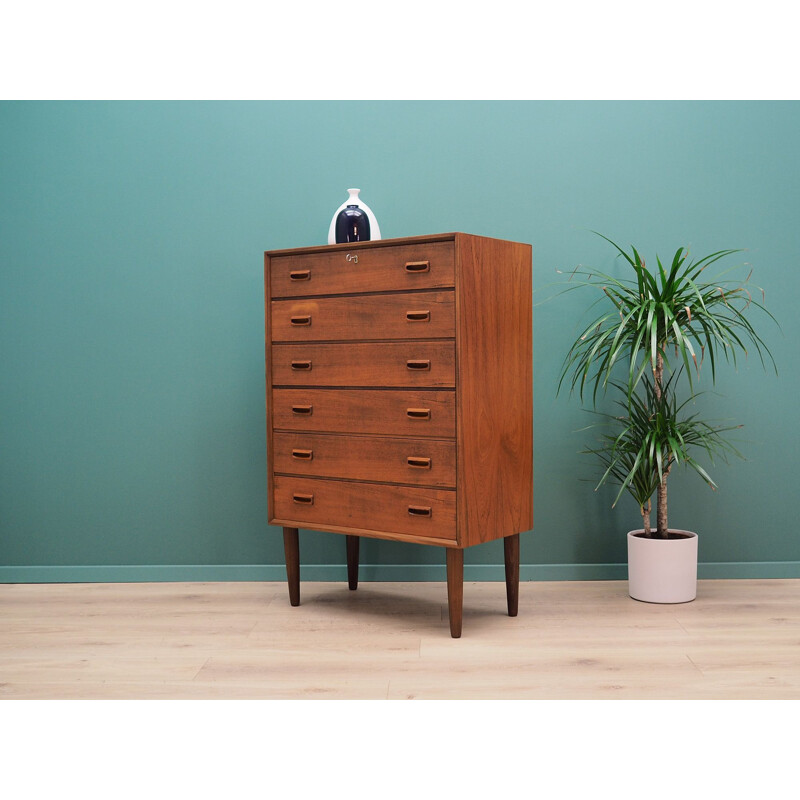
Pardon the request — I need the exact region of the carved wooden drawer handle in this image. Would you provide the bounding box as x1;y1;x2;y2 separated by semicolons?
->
408;505;432;517
293;493;314;505
291;449;313;460
407;456;431;469
291;360;312;371
406;408;431;420
406;360;431;371
290;270;311;281
290;315;312;326
406;310;430;322
291;405;313;415
405;261;430;273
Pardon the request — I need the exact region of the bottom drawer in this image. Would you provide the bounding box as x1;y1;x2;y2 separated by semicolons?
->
272;476;457;541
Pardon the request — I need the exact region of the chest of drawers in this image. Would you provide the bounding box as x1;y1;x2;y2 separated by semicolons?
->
264;232;533;636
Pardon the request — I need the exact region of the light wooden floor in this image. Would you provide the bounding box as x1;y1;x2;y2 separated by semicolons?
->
1;579;798;699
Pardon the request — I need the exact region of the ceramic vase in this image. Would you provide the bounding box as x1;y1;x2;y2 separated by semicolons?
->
335;203;370;243
328;188;381;244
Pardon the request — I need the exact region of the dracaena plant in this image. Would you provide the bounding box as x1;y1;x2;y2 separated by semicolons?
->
560;233;777;538
584;374;743;537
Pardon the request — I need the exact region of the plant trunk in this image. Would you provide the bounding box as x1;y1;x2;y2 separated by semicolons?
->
657;473;668;538
641;498;652;538
654;351;669;539
654;352;664;400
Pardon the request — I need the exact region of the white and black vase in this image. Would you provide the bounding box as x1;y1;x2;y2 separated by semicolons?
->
335;204;370;243
328;188;381;244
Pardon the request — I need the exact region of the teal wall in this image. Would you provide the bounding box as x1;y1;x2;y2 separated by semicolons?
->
1;101;797;582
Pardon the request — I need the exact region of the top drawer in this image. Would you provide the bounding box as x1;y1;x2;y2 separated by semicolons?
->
268;241;455;298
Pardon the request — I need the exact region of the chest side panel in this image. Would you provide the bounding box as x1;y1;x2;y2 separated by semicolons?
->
455;235;533;547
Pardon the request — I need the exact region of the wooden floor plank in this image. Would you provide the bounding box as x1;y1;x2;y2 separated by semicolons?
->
1;579;799;699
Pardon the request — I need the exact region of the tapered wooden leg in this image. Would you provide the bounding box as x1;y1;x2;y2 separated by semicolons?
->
446;547;464;638
504;533;520;617
283;527;300;607
346;535;359;590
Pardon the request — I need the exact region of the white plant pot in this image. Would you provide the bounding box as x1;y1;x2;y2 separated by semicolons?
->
627;529;698;604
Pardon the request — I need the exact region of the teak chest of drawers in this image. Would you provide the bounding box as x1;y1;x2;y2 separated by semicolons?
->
264;232;533;637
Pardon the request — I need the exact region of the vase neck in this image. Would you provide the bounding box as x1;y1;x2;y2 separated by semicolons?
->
347;188;361;203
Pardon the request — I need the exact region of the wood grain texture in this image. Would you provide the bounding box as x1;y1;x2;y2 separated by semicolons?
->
271;290;455;342
267;519;462;548
272;476;457;541
271;388;456;438
267;232;458;257
455;233;533;546
272;341;455;388
269;240;455;298
273;431;456;488
3;580;800;698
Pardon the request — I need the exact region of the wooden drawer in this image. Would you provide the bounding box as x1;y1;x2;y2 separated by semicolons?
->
271;290;455;342
271;341;455;387
273;476;457;541
269;241;455;298
272;388;456;437
273;432;456;488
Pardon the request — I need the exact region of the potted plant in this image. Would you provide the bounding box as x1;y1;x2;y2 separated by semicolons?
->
559;234;776;602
